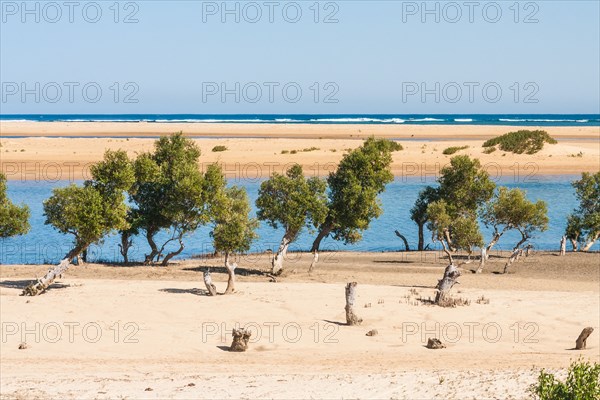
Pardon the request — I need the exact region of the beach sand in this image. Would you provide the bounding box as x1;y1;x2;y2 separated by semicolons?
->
1;252;599;399
1;122;599;180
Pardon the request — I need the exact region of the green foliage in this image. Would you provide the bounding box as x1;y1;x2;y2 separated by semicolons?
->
483;130;557;154
482;187;549;248
410;186;439;226
256;164;328;241
323;137;396;245
438;155;496;217
482;147;497;154
129;133;213;263
211;145;228;152
427;200;482;253
211;186;258;255
442;146;468;155
566;172;600;248
44;150;133;254
530;359;600;400
0;172;30;238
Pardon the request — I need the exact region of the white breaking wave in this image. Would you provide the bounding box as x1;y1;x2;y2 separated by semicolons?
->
454;118;473;122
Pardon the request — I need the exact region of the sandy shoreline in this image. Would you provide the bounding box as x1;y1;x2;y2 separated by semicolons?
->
1;252;599;399
1;122;599;179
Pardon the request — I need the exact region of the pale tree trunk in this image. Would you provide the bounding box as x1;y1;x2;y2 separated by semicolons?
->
560;236;566;256
439;238;454;265
272;231;294;275
394;230;410;251
581;232;599;252
22;245;85;296
308;224;332;273
203;270;217;296
503;247;524;274
484;231;503;261
144;228;159;264
344;282;362;325
476;247;486;274
570;238;579;252
435;264;461;305
224;252;237;294
444;229;456;251
513;232;528;251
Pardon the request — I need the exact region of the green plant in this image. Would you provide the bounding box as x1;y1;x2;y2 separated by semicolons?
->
290;150;298;154
302;147;320;152
529;359;600;400
211;145;228;152
483;147;496;154
443;146;469;155
281;150;289;154
483;130;557;154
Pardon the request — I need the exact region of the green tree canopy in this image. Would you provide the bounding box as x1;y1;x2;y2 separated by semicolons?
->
410;186;440;251
566;172;600;251
256;164;327;274
0;172;30;238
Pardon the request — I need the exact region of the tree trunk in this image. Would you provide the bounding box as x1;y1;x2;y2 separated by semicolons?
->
22;245;84;296
161;237;185;266
272;231;293;275
203;270;217;296
229;328;251;352
435;264;461;305
503;247;524;274
575;327;594;350
513;232;528;251
394;230;410;251
224;252;237;294
308;224;332;273
476;247;486;274
119;231;132;264
560;236;566;256
570;238;579;252
440;239;454;264
581;233;599;252
417;222;425;251
484;232;503;261
344;282;362;325
144;228;159;264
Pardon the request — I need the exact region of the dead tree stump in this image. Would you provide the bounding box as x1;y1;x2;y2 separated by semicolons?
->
345;282;363;326
22;259;71;296
230;328;251;352
203;271;217;296
560;236;566;256
426;338;445;349
575;327;594;350
435;264;461;305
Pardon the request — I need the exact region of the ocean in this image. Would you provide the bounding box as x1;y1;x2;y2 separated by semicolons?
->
1;176;597;265
1;114;599;127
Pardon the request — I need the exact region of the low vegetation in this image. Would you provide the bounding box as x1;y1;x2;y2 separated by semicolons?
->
211;145;228;152
483;130;557;154
442;145;469;155
0;172;31;238
529;359;600;400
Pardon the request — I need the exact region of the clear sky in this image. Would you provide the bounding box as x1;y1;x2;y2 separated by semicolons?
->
1;0;599;114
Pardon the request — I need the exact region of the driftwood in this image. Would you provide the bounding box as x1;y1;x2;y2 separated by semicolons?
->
203;271;217;296
230;328;251;352
394;230;410;251
22;259;72;296
575;327;594;350
426;338;445;349
560;236;566;256
435;264;461;305
345;282;363;325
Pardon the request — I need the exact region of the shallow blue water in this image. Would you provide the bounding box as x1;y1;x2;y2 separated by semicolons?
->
1;176;596;264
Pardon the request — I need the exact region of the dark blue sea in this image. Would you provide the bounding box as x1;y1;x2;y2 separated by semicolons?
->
1;114;599;127
1;176;597;265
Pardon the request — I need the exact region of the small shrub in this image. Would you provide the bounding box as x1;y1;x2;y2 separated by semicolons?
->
302;147;319;152
476;295;490;304
483;130;557;155
281;150;289;154
483;147;497;154
388;141;403;151
443;146;469;155
529;359;600;400
290;150;298;154
211;145;228;152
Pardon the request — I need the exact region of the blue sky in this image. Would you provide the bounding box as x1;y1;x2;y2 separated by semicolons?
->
1;1;599;114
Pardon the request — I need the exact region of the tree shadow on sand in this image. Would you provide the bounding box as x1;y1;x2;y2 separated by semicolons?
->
159;288;209;296
183;265;267;277
0;280;70;293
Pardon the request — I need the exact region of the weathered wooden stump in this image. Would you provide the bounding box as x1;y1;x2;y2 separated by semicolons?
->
229;328;251;352
345;282;363;326
426;338;445;349
22;259;71;296
203;271;217;296
435;264;461;305
575;327;594;350
560;236;566;256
